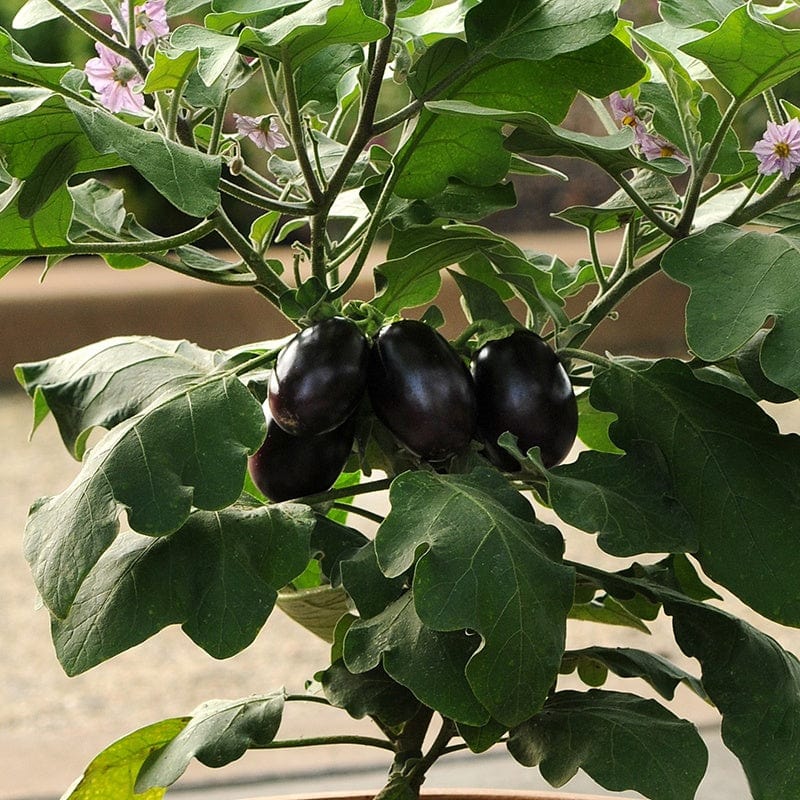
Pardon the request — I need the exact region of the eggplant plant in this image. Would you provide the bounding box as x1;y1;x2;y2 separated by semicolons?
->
3;0;800;798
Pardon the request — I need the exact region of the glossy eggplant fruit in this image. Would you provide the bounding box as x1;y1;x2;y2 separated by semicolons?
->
269;316;369;436
367;319;477;461
471;330;577;470
249;407;355;502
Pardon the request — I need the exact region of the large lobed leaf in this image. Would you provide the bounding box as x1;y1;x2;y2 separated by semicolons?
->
590;359;800;626
394;34;645;198
52;501;314;675
370;468;575;727
667;598;800;800
680;4;800;102
662;223;800;396
25;375;266;619
16;336;227;459
508;689;708;800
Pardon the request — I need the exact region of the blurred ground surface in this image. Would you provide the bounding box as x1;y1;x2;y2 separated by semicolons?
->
2;234;799;800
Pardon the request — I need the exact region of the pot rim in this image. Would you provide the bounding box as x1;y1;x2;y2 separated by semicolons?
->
242;790;613;800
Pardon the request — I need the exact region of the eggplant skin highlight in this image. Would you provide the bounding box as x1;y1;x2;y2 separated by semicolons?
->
471;329;577;470
367;319;478;462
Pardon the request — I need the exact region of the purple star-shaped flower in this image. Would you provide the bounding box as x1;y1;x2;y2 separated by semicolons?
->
233;114;290;152
84;43;145;113
753;119;800;180
112;0;169;47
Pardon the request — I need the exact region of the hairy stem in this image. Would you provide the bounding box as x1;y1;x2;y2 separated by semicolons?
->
46;0;149;79
220;178;314;216
0;218;218;256
256;735;396;752
677;96;742;237
331;502;385;524
300;477;394;505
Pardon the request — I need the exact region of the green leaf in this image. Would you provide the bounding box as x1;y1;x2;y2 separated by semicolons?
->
52;501;313;674
547;441;697;557
0;28;73;90
508;690;708;800
575;392;623;454
321;659;421;727
0;180;73;256
143;49;199;92
448;269;520;328
667;599;800;800
373;468;574;727
63;718;189;800
240;0;389;66
66;100;221;217
343;592;490;725
564;646;705;701
591;359;800;625
464;0;618;61
680;5;800;102
662;223;800;395
12;0;105;28
569;594;651;635
638;82;742;176
15;336;226;459
136;694;285;791
373;223;508;314
485;103;685;176
456;718;508;754
554;169;679;232
170;25;241;86
293;43;363;114
658;0;740;29
24;375;266;620
631;27;703;162
276;584;351;642
396;35;646;198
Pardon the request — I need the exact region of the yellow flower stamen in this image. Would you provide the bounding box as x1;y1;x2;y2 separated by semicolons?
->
774;141;792;158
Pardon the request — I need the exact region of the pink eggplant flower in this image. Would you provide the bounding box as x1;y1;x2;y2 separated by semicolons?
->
753;119;800;180
85;43;145;113
234;114;290;152
636;129;690;166
112;0;169;47
610;91;641;130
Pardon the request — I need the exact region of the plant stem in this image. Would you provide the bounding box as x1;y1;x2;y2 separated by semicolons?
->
568;250;665;349
405;718;456;790
207;96;229;156
126;0;136;50
214;209;289;297
46;0;149;79
330;165;397;299
256;735;396;752
724;168;800;226
219;178;313;216
764;88;785;124
323;0;398;207
281;51;324;206
677;96;742;237
300;477;394;505
557;347;613;370
614;172;677;238
587;227;608;292
0;218;218;256
331;502;385;524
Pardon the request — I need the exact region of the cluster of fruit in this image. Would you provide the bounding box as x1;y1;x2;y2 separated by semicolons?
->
248;317;578;502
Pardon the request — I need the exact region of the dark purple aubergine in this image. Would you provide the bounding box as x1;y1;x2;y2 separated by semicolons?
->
367;319;477;461
268;316;369;436
249;407;355;502
471;330;577;470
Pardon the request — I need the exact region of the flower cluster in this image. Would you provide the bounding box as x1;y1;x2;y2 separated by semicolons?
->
84;0;168;113
609;92;689;165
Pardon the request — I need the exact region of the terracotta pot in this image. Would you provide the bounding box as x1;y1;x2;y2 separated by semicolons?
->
245;790;612;800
